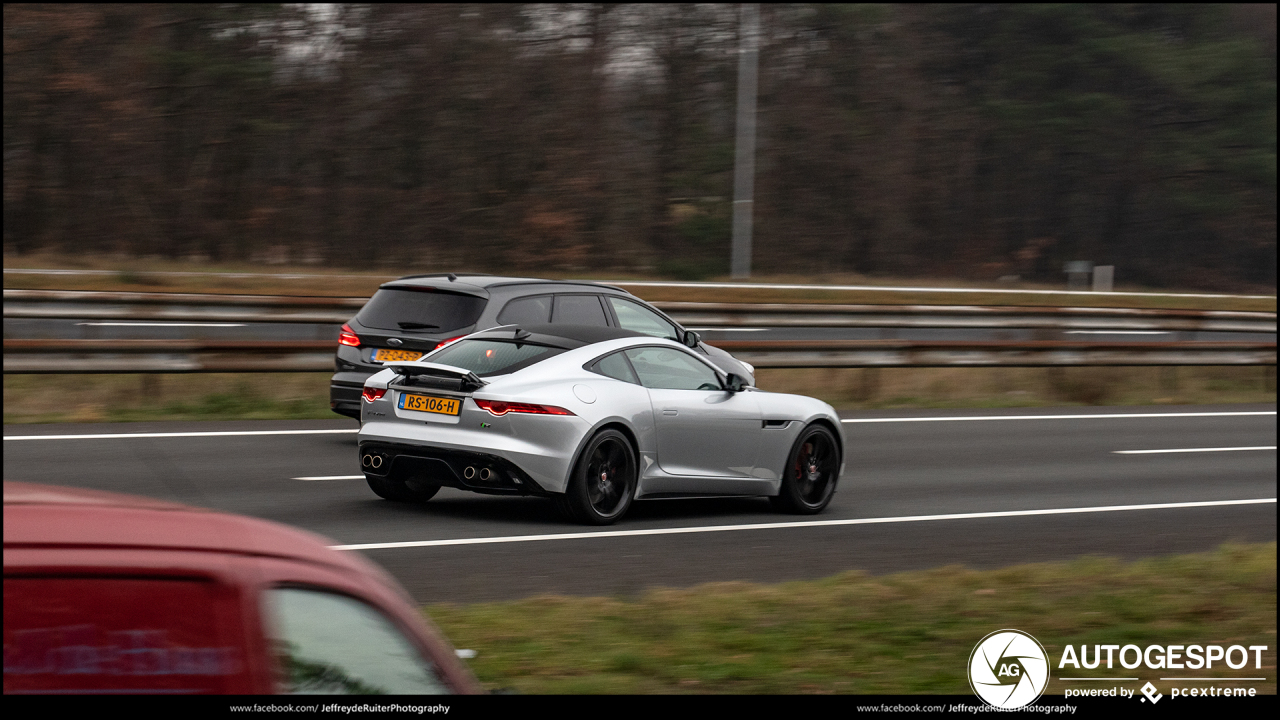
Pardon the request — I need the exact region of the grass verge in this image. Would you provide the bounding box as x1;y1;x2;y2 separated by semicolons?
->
3;367;1274;424
756;366;1278;411
2;373;337;425
427;543;1277;694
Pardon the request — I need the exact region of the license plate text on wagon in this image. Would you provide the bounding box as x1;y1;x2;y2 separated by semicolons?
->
398;393;461;416
375;348;424;362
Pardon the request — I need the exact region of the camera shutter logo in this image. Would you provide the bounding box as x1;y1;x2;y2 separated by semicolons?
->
968;629;1049;709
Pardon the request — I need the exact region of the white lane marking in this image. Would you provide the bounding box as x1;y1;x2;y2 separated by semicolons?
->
294;475;363;481
1063;330;1171;335
4;429;358;441
841;411;1276;423
75;321;247;327
1115;446;1275;455
607;280;1277;301
329;497;1276;551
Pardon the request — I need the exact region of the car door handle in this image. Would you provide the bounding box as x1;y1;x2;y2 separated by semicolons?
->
662;409;678;416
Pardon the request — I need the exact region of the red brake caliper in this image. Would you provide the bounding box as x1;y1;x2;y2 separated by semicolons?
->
795;442;812;479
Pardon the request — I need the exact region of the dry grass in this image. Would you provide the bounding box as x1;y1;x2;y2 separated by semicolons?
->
753;365;1277;410
2;373;336;425
428;543;1277;694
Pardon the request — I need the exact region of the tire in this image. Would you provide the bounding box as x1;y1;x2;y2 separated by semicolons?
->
770;423;840;514
556;429;637;525
366;474;438;503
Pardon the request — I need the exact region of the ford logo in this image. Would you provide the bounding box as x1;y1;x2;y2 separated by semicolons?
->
387;338;403;346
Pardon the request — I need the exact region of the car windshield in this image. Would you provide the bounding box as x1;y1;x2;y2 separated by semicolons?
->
355;288;486;333
427;339;565;377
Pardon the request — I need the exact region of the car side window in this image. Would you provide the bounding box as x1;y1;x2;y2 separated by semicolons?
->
266;587;450;695
496;295;552;326
589;351;640;384
608;297;681;341
552;294;609;326
623;347;722;391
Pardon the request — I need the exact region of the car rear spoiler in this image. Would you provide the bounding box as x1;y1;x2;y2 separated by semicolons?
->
384;361;487;392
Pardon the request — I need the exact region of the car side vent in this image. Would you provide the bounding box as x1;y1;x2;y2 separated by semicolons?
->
763;419;791;429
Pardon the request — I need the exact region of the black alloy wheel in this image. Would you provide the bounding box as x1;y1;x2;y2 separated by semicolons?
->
558;429;637;525
770;424;840;514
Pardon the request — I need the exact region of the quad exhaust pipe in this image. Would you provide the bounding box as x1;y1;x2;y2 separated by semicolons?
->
362;454;502;482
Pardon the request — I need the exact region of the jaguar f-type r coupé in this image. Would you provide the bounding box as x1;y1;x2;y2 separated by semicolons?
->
357;325;844;524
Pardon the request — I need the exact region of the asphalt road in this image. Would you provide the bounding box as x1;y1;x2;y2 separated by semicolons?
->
4;404;1274;604
5;317;1273;344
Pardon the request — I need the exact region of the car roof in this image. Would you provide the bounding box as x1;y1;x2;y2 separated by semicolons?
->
3;482;374;577
468;323;648;348
380;274;627;295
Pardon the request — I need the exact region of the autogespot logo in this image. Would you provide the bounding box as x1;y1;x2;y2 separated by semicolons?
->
969;629;1050;709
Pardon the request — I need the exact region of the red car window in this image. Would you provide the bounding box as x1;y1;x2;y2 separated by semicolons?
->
3;577;251;694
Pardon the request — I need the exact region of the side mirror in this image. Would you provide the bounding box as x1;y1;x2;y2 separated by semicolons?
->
724;373;747;393
682;329;701;348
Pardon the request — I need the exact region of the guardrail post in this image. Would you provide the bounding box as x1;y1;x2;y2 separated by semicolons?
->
1092;265;1115;292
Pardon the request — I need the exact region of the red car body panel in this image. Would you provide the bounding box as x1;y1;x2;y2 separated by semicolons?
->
3;482;480;694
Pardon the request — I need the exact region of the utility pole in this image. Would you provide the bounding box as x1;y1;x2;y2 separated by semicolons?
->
730;3;758;279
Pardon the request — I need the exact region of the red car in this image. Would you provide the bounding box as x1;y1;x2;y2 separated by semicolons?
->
3;482;480;694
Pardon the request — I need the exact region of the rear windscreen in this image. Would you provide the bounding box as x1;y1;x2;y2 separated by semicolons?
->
355;289;486;333
427;339;564;377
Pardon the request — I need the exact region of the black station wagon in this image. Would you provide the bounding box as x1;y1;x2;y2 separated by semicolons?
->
330;274;754;419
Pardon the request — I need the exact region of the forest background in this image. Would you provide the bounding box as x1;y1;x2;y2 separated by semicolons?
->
4;4;1275;291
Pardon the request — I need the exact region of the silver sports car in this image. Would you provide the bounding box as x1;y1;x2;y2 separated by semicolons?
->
357;324;844;524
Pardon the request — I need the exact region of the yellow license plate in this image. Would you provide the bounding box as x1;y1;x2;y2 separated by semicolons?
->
398;393;461;416
375;348;424;363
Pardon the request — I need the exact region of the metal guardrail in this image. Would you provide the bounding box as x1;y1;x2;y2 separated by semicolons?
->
2;290;365;324
4;290;1276;332
716;339;1277;369
2;291;1275;372
659;302;1277;333
3;340;336;373
3;338;1274;373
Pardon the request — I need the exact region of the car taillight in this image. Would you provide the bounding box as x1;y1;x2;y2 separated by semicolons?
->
434;335;465;350
474;399;574;417
362;387;386;402
339;323;361;347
